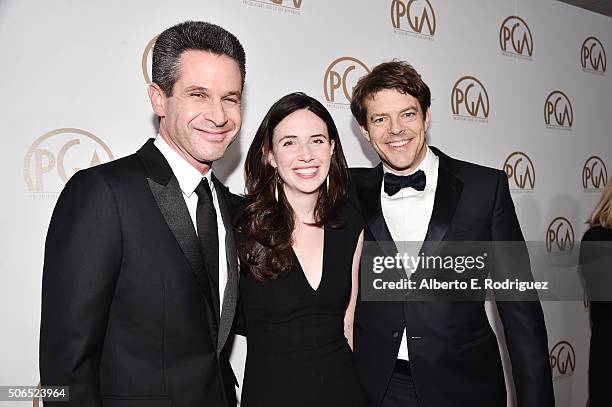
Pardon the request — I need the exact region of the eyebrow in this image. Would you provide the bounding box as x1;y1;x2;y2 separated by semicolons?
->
184;86;209;93
183;86;242;100
277;135;296;143
276;134;328;143
369;104;418;119
225;90;242;100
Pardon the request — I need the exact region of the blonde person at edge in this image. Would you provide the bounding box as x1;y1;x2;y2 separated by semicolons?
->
579;176;612;407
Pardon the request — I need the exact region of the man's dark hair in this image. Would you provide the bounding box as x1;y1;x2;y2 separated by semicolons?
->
152;21;246;96
350;60;431;128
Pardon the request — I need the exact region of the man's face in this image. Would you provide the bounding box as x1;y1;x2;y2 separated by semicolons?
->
360;88;430;175
149;50;243;173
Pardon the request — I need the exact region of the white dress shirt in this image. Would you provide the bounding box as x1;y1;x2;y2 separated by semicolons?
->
154;136;228;315
381;145;439;361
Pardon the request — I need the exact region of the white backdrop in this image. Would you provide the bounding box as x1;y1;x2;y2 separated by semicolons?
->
1;0;610;406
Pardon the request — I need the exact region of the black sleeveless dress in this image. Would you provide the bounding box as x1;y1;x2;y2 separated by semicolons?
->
239;204;369;407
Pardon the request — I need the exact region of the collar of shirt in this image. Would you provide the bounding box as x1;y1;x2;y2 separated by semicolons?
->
381;145;439;200
154;135;214;197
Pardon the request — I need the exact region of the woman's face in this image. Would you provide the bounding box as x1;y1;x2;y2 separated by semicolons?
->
268;108;335;200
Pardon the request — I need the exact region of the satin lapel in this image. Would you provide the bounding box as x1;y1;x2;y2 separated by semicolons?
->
212;175;238;353
424;147;464;246
146;177;215;301
357;164;402;264
137;140;218;342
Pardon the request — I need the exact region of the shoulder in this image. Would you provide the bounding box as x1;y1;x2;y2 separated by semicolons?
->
348;164;382;210
336;199;364;238
50;158;140;226
349;167;373;179
54;152;159;221
432;146;506;188
579;226;612;264
227;191;248;212
63;153;140;191
453;157;505;184
94;152;142;176
211;176;247;211
75;153;145;191
349;166;381;187
582;226;612;242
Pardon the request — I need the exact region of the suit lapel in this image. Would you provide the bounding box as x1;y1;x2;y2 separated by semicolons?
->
358;164;396;249
356;163;405;280
137;139;218;342
212;175;238;353
424;146;464;245
356;149;464;282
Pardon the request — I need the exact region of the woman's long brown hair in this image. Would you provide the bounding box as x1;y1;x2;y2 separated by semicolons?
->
235;92;350;280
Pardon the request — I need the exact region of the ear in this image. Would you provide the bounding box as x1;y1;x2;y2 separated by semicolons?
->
267;149;277;168
148;83;167;117
359;125;371;142
424;108;431;133
330;140;335;156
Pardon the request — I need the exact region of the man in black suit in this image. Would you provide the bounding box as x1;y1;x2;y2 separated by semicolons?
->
348;61;554;407
40;21;245;407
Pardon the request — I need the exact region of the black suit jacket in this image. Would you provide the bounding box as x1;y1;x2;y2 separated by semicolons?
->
350;147;554;407
40;139;239;407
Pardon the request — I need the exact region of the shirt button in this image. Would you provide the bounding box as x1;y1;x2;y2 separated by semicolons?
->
392;330;399;338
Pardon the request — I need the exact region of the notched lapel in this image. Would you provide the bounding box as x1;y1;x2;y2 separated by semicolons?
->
138;140;218;344
147;178;216;309
212;176;238;353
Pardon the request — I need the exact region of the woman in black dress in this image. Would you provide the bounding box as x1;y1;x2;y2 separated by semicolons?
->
235;92;368;407
580;177;612;407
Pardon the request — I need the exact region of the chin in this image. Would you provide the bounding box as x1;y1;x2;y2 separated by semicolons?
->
388;160;409;169
393;156;416;169
199;149;227;163
294;183;324;195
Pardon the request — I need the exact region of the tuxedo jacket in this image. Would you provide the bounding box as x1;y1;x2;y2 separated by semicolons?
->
40;139;239;407
350;147;554;407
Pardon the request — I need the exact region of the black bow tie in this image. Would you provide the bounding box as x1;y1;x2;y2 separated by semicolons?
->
383;170;426;196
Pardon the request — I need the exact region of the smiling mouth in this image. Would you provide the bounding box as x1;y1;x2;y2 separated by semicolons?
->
387;139;412;148
293;167;319;178
194;128;227;142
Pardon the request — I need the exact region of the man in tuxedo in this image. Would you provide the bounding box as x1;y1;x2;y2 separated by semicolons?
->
349;61;554;407
40;21;245;407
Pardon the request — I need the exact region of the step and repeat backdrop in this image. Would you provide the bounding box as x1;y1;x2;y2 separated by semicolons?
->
1;0;610;405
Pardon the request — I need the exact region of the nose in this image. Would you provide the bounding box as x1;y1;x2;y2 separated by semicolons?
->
388;117;404;135
204;98;228;127
297;143;314;162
